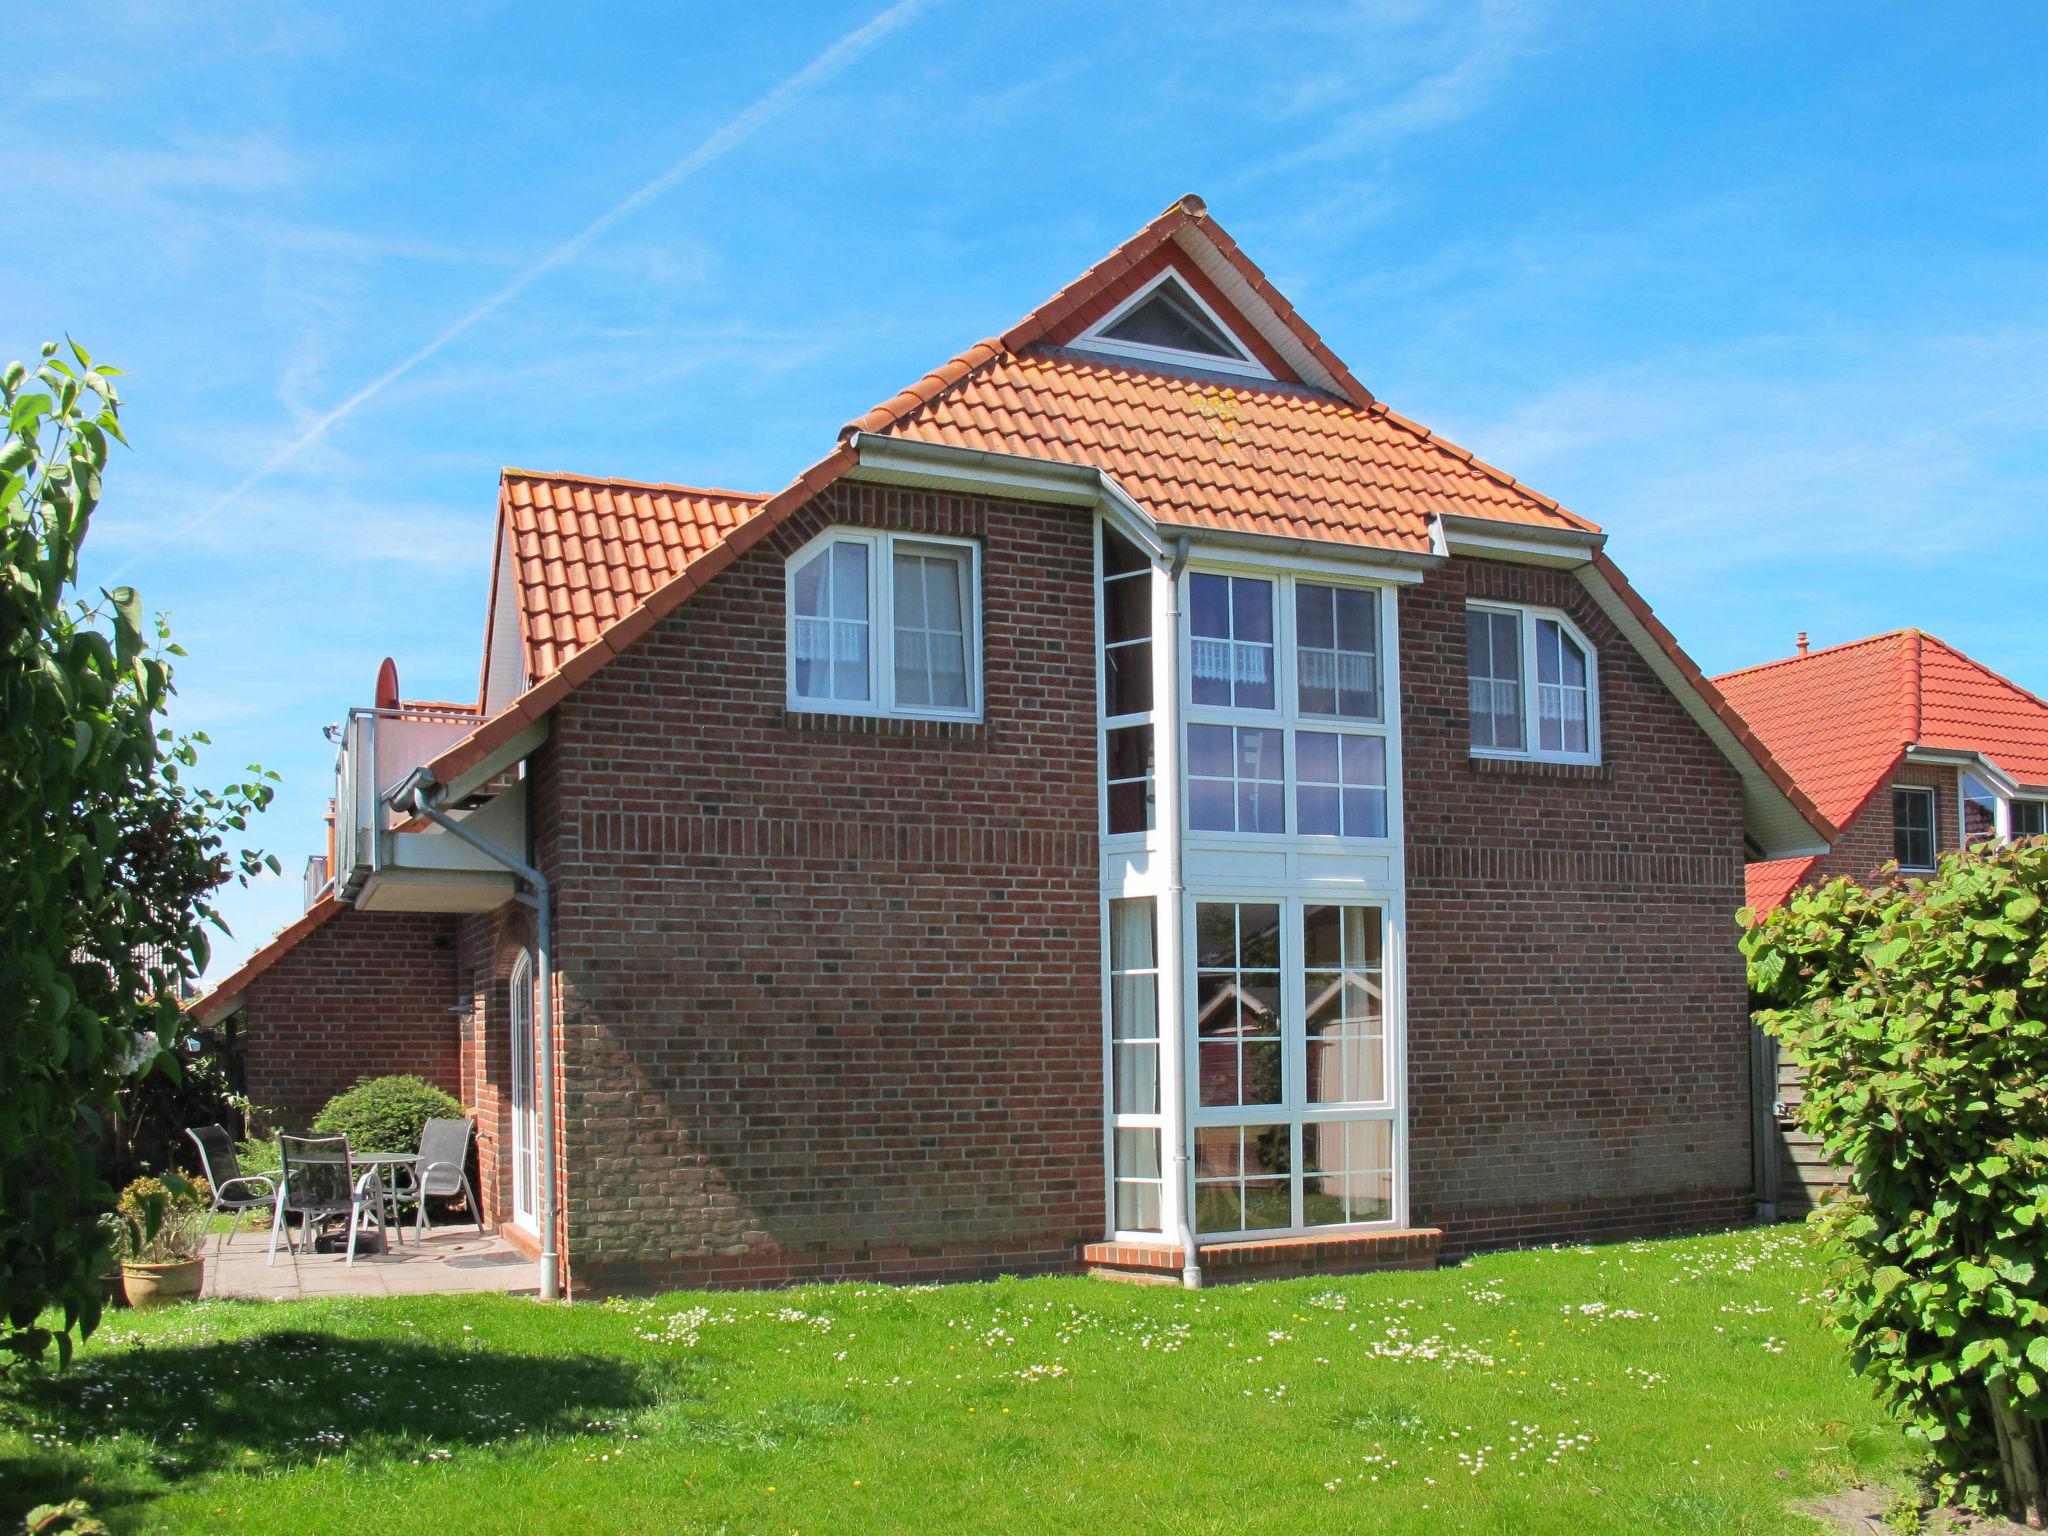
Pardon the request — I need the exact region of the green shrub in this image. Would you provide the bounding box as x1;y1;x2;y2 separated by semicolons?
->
1742;839;2048;1524
311;1075;462;1153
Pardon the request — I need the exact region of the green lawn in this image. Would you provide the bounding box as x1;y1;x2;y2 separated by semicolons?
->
2;1225;1911;1535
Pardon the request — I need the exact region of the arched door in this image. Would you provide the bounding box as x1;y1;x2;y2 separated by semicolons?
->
509;952;536;1230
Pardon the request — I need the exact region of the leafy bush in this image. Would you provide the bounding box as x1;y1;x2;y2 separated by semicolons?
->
1742;839;2048;1524
311;1076;462;1153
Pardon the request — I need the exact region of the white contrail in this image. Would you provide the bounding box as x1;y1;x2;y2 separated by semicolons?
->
111;0;934;580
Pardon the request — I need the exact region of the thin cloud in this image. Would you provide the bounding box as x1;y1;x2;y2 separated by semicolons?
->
111;0;938;582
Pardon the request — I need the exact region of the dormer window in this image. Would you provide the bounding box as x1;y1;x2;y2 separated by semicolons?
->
1076;271;1271;379
787;528;981;720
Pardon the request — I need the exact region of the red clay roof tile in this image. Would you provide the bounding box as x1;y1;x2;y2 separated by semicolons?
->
500;468;769;679
1716;630;2048;909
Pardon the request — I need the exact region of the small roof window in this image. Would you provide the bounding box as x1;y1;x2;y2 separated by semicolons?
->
1076;271;1271;378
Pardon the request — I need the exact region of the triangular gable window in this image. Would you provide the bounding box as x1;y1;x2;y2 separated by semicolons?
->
1077;271;1271;378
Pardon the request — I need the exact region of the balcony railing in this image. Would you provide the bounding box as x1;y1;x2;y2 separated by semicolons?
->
331;704;480;900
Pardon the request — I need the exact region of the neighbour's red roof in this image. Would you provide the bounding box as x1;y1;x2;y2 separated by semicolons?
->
1716;630;2048;910
501;469;770;679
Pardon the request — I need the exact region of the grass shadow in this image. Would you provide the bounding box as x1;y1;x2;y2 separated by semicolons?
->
1;1324;680;1528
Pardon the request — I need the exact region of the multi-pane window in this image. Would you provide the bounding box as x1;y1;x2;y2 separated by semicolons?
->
1193;1125;1291;1235
1466;608;1523;751
1303;905;1386;1105
1303;1120;1393;1227
1190;574;1275;710
1295;732;1387;838
1893;787;1936;870
1467;603;1599;761
1181;569;1392;841
788;531;977;717
1101;526;1155;836
2014;800;2048;839
1296;583;1381;719
1187;725;1285;834
1108;898;1163;1233
1962;772;2000;845
891;546;971;709
790;541;871;703
1534;618;1591;754
1195;902;1282;1108
1189;899;1396;1237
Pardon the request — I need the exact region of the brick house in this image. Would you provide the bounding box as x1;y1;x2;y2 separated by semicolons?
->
1713;629;2048;1212
1714;629;2048;913
191;195;1830;1296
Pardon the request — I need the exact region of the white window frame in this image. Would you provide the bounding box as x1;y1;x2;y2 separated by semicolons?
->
1465;601;1601;766
1893;785;1937;872
1103;894;1166;1238
1073;268;1274;380
785;527;982;720
1179;560;1396;847
509;950;537;1232
1959;770;2007;846
1183;895;1403;1239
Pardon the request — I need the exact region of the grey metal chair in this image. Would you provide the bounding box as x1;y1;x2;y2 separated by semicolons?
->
268;1134;388;1266
387;1118;481;1238
185;1123;277;1254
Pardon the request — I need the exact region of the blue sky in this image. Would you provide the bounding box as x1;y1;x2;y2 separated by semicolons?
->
9;1;2048;978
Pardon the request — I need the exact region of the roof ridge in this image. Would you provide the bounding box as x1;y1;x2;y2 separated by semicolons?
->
1916;630;2048;720
501;466;771;501
1712;629;1914;684
1902;629;1923;742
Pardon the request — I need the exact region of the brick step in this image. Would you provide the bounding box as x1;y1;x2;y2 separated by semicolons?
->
1082;1227;1442;1285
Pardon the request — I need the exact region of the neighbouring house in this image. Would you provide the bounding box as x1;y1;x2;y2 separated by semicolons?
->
1713;628;2048;1212
190;194;1831;1296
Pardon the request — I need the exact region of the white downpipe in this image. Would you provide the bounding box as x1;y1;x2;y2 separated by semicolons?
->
403;775;561;1301
1159;533;1201;1290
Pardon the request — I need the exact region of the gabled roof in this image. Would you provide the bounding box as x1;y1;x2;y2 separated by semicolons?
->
498;468;770;679
846;194;1595;557
1715;630;2048;911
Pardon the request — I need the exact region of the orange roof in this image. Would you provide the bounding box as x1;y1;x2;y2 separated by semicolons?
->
186;895;343;1025
1742;856;1819;915
1716;630;2048;907
501;468;770;679
847;195;1594;555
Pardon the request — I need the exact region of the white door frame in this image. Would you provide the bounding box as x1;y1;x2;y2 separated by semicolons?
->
509;950;537;1230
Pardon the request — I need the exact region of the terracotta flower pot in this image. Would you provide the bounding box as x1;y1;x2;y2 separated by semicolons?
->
121;1257;204;1310
100;1270;129;1309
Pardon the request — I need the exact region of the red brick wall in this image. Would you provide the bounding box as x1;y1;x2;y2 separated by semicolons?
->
539;482;1101;1294
1806;760;1954;886
1401;558;1756;1250
231;908;461;1131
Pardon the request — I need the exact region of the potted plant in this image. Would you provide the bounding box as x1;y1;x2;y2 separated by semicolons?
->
116;1173;210;1309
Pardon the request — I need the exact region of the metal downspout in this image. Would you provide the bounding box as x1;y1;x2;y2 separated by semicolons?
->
1164;533;1201;1290
405;778;561;1301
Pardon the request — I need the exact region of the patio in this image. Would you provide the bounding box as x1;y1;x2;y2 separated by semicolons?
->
201;1226;540;1300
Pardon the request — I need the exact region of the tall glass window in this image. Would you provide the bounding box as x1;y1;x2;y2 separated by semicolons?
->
1190;900;1396;1237
1108;898;1163;1233
1101;527;1155;836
